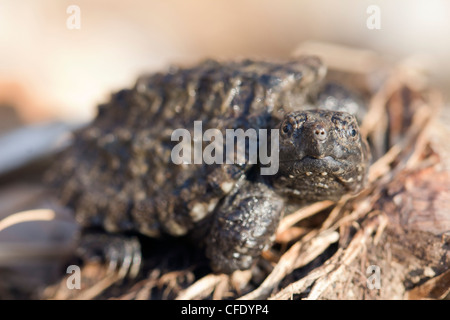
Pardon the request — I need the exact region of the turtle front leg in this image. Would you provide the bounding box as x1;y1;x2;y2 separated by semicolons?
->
205;180;284;274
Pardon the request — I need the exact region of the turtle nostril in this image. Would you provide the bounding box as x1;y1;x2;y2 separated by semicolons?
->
312;124;327;141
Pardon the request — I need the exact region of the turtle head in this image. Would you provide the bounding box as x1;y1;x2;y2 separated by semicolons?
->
274;110;370;200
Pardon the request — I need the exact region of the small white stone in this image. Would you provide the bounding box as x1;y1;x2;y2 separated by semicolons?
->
306;172;313;176
289;174;295;179
321;172;328;176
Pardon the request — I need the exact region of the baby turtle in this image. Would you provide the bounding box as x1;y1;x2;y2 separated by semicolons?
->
48;56;370;274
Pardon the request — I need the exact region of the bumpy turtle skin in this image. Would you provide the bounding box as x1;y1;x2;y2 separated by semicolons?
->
50;57;325;235
47;57;370;273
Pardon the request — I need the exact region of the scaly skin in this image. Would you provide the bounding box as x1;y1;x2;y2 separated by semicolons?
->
47;57;370;273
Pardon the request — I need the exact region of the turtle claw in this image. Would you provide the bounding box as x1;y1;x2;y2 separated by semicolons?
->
77;232;142;280
108;237;141;280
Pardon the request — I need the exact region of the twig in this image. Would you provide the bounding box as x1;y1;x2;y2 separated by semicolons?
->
276;200;334;236
0;209;55;232
305;216;381;300
239;230;339;300
175;274;225;300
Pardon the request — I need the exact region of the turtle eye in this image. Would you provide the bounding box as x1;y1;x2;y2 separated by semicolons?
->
281;121;293;137
347;125;358;138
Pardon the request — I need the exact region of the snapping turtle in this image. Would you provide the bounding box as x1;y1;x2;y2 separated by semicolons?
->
48;56;370;274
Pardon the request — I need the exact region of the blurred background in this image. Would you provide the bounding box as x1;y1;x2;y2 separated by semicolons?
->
1;0;450;123
0;0;449;298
